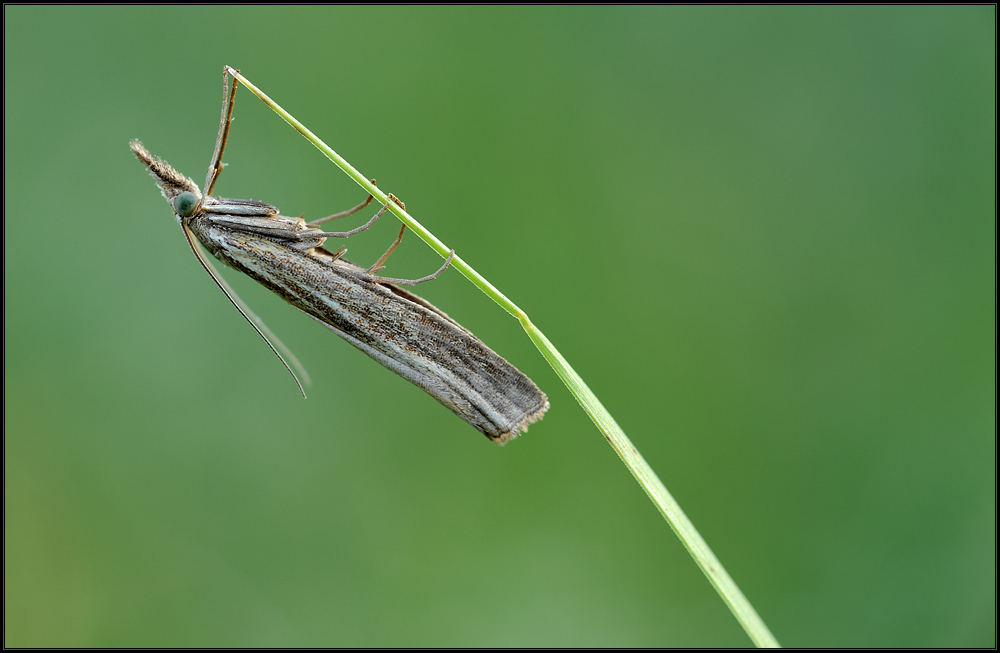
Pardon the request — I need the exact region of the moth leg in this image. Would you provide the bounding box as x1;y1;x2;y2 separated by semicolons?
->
367;224;407;274
205;67;239;197
371;249;455;287
306;181;377;227
386;192;405;210
315;199;392;239
363;192;409;272
314;191;404;239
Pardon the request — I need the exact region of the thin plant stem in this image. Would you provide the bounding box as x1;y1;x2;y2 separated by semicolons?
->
227;67;780;648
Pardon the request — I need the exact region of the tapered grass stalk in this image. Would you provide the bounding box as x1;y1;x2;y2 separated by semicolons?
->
228;67;779;648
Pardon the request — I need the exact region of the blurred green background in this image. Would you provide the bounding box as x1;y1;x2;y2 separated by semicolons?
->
4;6;994;647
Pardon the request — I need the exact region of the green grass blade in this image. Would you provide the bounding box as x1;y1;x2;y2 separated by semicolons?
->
227;66;780;648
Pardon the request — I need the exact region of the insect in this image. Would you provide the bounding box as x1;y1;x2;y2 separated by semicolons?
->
131;69;548;444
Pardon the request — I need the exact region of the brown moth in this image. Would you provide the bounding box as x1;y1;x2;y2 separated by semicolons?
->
130;70;547;444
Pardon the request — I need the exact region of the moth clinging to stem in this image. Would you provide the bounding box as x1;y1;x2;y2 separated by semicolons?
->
131;67;548;444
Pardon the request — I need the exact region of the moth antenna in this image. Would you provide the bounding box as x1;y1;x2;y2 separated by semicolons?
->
181;224;312;397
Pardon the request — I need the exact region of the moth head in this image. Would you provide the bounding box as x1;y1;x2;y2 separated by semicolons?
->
130;139;203;217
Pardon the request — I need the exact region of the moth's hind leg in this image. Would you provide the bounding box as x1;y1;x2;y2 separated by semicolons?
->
360;193;454;286
370;248;455;287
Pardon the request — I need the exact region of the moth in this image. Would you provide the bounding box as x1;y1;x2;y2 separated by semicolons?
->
131;69;548;444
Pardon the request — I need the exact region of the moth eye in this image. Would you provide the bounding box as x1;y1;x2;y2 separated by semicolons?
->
173;191;199;217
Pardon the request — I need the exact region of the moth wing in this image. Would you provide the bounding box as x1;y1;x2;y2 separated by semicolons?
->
315;249;473;336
